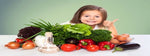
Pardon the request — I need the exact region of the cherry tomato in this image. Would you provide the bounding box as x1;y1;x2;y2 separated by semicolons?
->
86;45;99;52
61;44;77;52
25;40;33;43
15;38;24;43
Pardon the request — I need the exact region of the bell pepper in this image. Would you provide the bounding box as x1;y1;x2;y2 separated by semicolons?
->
78;39;95;49
98;41;115;50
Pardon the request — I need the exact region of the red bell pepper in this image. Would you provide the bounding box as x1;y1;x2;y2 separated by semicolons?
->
98;41;115;50
78;39;95;49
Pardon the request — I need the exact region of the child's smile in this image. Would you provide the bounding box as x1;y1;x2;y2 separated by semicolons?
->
86;20;97;24
80;10;102;26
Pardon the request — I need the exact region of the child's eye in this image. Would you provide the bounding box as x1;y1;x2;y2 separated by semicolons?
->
95;16;99;18
85;16;89;17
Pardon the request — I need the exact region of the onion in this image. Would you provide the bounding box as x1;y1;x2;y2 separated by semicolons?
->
22;42;36;49
5;42;20;49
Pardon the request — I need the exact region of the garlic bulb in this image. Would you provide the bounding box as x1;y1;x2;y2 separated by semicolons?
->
35;36;46;47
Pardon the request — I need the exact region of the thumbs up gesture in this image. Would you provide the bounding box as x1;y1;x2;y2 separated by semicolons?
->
103;19;118;28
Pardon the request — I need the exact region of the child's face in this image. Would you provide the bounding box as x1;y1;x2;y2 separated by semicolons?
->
80;10;102;26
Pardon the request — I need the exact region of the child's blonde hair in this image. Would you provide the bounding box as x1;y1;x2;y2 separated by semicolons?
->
70;5;107;26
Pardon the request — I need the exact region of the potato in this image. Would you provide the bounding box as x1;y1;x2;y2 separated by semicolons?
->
119;41;126;45
121;34;130;37
117;35;128;42
110;39;120;44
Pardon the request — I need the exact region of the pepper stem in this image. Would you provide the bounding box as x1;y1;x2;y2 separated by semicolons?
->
112;47;123;53
81;41;88;46
104;45;110;50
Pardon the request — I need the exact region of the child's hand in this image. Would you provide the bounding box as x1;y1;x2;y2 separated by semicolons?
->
103;19;118;28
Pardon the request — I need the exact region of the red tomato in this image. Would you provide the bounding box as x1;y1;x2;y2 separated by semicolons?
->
15;38;24;43
61;44;77;52
86;45;99;52
25;40;33;43
76;46;81;50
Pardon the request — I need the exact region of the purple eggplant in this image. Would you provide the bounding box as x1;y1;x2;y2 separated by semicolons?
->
65;38;79;45
113;42;140;53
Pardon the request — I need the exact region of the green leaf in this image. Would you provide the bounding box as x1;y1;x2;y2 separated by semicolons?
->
65;23;92;36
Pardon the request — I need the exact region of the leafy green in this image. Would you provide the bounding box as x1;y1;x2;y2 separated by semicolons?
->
86;29;112;43
65;24;92;36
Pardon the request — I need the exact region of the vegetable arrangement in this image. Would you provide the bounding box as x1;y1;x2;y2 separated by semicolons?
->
25;19;112;45
5;19;140;53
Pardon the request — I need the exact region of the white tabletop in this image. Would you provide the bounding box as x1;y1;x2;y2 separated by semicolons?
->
0;35;150;56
